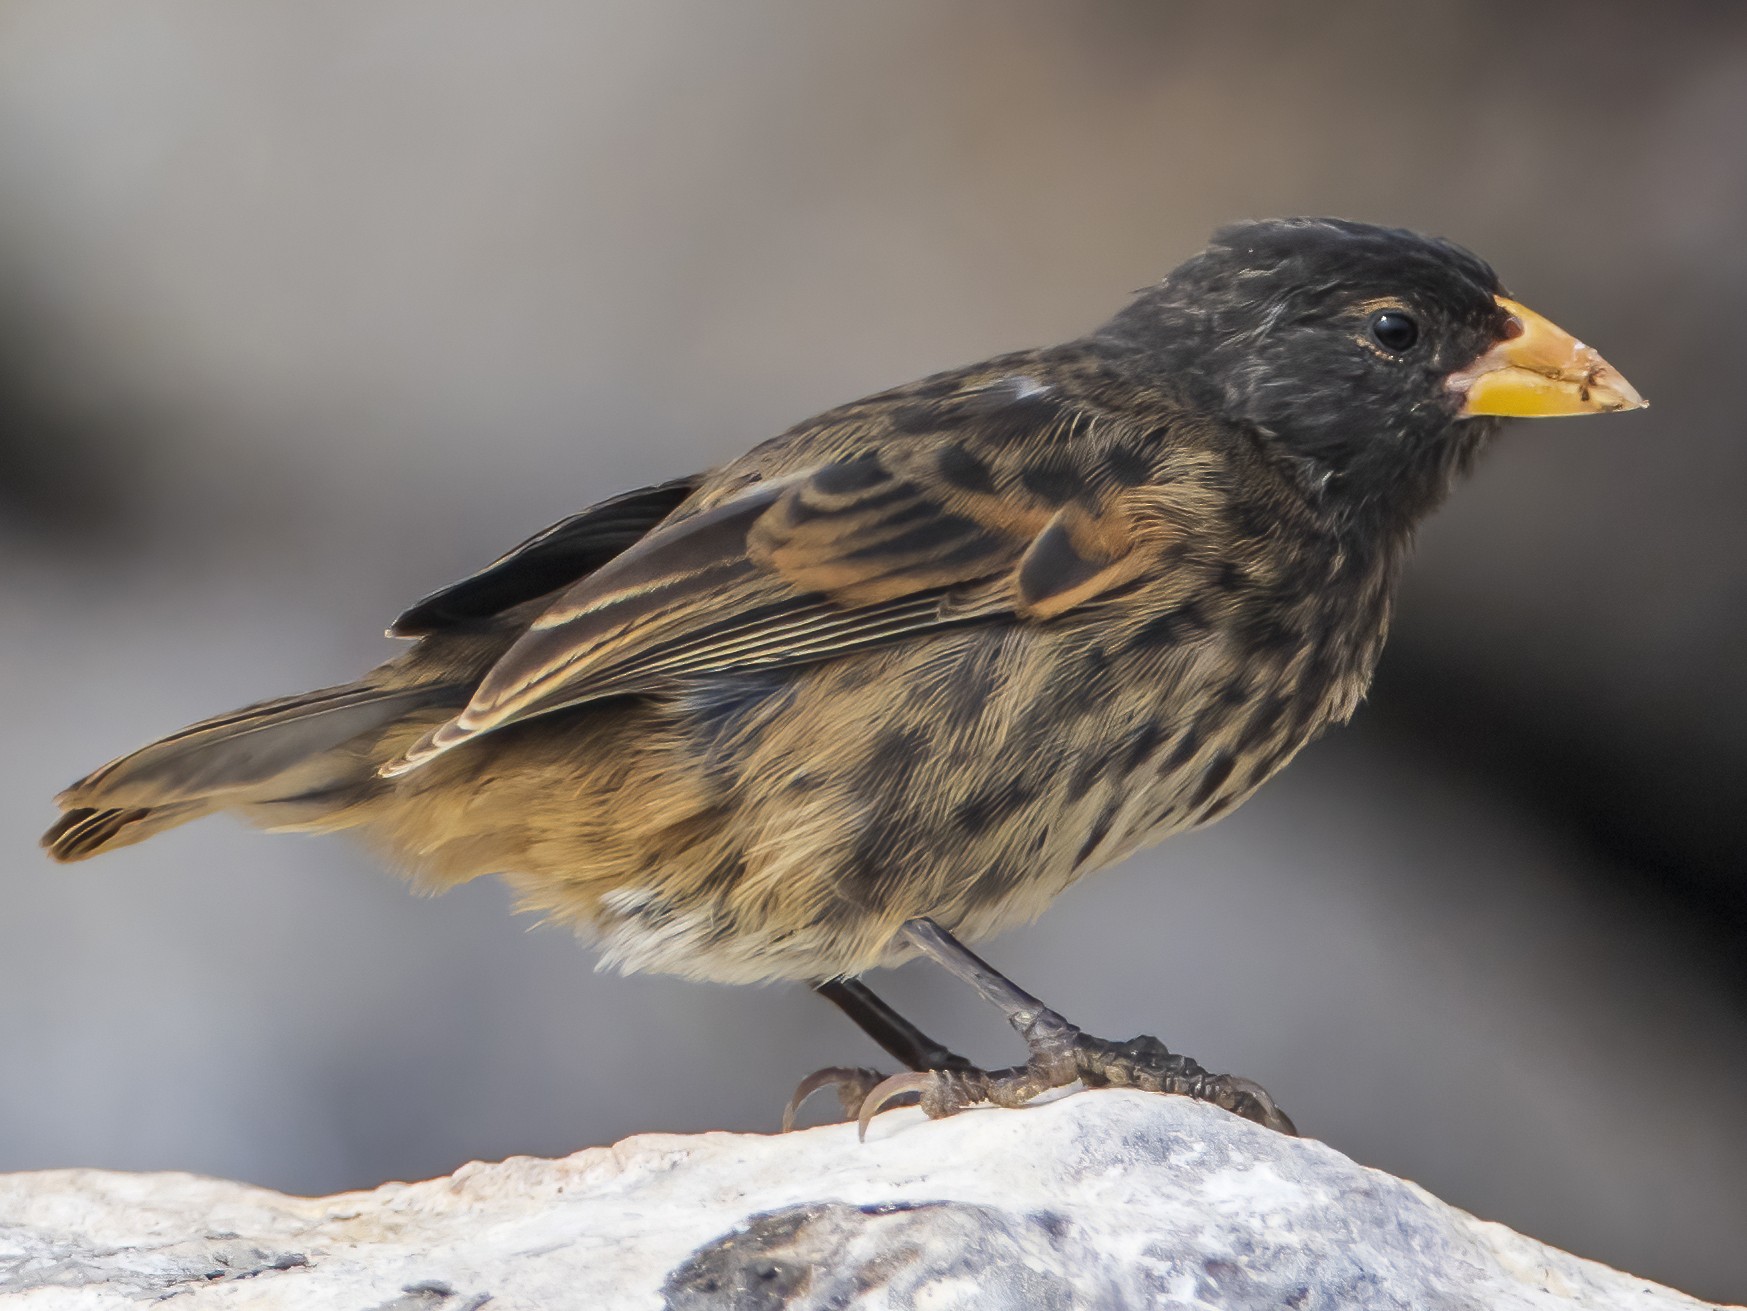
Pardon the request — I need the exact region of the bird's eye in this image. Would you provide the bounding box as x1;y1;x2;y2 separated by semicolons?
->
1368;310;1419;354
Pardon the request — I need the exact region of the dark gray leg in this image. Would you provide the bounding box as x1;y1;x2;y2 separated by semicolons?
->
855;917;1297;1138
898;918;1073;1046
815;976;969;1072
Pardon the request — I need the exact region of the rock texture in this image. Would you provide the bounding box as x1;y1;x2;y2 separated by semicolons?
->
0;1091;1731;1309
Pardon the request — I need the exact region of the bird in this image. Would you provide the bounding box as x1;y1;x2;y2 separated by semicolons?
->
42;217;1644;1137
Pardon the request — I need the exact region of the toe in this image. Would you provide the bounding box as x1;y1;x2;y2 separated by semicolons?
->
855;1071;939;1141
782;1066;884;1132
1221;1076;1299;1137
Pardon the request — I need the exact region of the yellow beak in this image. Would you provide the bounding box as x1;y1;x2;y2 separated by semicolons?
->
1450;296;1646;417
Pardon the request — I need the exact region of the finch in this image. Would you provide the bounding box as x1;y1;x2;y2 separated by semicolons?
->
43;218;1644;1133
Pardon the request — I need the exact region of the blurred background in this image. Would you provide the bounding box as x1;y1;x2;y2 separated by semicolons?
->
2;0;1743;1299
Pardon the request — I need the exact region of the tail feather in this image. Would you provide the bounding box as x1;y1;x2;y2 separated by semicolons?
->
45;679;468;861
42;802;210;863
58;683;463;810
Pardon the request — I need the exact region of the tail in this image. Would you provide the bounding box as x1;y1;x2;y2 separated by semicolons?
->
42;802;212;862
43;680;465;863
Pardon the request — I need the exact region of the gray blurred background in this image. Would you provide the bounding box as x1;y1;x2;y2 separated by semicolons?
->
2;1;1743;1300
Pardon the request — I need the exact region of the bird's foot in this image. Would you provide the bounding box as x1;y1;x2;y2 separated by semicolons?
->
784;1051;982;1132
855;1026;1296;1139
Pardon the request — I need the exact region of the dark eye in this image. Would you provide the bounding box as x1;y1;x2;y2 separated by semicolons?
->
1368;310;1419;354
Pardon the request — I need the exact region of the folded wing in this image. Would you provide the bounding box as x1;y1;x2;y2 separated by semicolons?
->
383;419;1168;776
388;477;700;636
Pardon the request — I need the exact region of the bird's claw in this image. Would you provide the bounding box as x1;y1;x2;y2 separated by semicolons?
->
855;1071;934;1140
855;1064;1039;1139
781;1066;886;1132
854;1067;997;1139
1211;1075;1298;1136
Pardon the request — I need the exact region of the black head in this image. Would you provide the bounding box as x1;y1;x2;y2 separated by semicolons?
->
1099;218;1522;533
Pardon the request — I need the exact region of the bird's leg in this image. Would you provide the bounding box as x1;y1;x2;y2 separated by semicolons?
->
818;976;971;1071
854;917;1297;1139
782;976;974;1130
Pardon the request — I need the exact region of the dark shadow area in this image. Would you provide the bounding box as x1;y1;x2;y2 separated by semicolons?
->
0;312;147;546
1370;642;1747;990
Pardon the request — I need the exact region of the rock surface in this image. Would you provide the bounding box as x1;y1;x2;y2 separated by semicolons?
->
0;1091;1731;1309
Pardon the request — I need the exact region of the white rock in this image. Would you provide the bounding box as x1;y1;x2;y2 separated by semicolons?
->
0;1091;1730;1310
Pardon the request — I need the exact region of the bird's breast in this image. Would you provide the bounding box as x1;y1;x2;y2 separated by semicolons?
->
1039;535;1401;880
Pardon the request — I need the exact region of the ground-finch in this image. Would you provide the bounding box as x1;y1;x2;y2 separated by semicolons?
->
44;218;1645;1134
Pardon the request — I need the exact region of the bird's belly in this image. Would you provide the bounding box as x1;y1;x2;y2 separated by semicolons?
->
404;609;1370;987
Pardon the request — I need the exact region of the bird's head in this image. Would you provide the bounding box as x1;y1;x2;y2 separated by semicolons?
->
1099;217;1645;533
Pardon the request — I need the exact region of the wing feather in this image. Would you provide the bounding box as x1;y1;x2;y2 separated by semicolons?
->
388;477;699;636
383;398;1174;775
